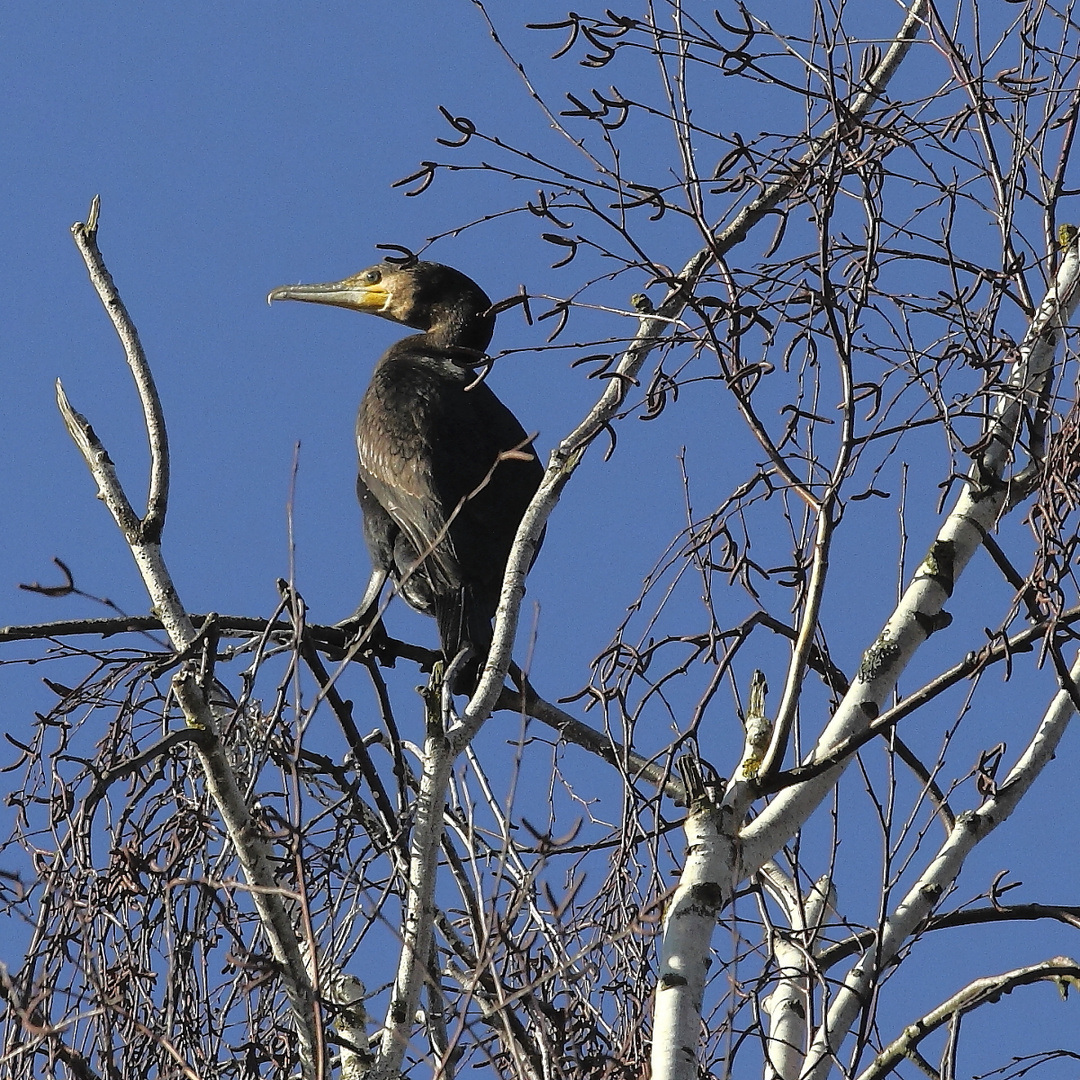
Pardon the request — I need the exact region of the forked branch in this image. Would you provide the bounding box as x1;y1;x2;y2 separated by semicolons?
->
59;199;320;1078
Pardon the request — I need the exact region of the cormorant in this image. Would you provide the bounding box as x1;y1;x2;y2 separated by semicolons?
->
269;259;543;687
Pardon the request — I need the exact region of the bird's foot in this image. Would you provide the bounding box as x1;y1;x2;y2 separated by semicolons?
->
334;612;397;667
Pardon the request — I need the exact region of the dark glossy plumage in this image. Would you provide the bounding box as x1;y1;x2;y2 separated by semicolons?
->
270;260;542;682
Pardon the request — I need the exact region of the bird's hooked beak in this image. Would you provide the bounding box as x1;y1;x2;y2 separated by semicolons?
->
267;272;390;315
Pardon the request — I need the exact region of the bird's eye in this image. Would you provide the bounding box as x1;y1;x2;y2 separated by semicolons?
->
362;269;382;285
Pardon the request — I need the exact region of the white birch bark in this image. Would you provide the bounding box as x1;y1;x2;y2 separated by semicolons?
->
650;151;1078;1080
802;645;1080;1080
742;235;1080;881
759;865;835;1080
853;957;1080;1080
61;200;320;1077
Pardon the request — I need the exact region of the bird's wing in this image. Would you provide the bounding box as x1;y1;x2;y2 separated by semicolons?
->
426;381;542;594
356;360;465;597
357;349;542;657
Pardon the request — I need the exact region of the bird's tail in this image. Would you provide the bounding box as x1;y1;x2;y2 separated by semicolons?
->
435;588;494;695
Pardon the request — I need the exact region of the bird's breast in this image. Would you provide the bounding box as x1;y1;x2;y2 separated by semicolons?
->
356;358;458;486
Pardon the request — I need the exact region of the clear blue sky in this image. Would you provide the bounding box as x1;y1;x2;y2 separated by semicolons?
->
1;3;773;717
3;4;1079;1073
1;5;664;665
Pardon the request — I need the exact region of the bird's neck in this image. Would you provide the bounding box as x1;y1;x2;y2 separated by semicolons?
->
387;333;488;371
424;303;494;353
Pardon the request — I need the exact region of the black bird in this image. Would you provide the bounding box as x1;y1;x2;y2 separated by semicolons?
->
269;260;543;686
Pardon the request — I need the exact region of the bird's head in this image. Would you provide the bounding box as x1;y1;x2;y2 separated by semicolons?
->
269;260;495;353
